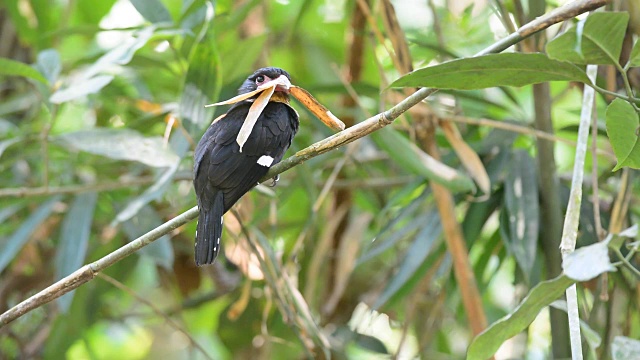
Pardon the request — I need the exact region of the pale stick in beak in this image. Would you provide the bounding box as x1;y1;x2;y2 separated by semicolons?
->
204;75;292;152
235;75;293;151
289;86;345;131
236;85;275;152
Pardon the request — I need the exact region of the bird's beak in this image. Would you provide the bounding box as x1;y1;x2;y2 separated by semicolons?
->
204;75;345;144
204;75;292;108
261;74;291;93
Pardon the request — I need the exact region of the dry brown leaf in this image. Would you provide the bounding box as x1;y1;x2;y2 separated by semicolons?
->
440;121;491;194
225;238;265;281
227;280;252;321
322;213;372;316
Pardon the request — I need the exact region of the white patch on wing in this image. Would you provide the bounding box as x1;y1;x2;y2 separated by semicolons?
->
257;155;275;167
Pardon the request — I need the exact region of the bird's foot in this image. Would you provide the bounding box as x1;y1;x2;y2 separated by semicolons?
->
268;174;280;187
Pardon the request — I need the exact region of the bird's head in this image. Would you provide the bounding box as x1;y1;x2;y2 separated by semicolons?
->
238;67;292;96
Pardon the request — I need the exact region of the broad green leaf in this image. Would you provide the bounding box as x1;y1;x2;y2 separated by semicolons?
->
122;205;174;268
562;239;616;281
628;40;640;68
389;53;590;90
359;214;425;265
605;99;640;170
49;75;114;103
0;137;22;159
618;224;638;238
612;336;640;360
35;49;61;84
467;275;575;360
179;2;210;30
179;33;220;136
82;27;155;80
503;150;539;280
3;0;37;47
219;35;267;85
0;58;48;84
373;210;441;309
358;201;427;265
547;12;629;65
57;128;179;168
370;127;475;192
0;197;61;273
607;224;638;252
131;0;173;24
332;326;389;354
0;204;24;224
55;192;98;313
114;163;178;224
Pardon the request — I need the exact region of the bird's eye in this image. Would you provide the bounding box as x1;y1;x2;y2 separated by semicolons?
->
255;75;265;83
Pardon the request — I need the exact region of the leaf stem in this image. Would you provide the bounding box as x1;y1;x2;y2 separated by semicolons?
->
612;247;640;278
591;85;640;105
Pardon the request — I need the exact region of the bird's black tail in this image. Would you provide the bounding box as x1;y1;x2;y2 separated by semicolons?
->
195;191;224;266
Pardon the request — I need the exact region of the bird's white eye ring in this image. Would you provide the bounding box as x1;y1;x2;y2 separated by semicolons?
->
255;75;265;83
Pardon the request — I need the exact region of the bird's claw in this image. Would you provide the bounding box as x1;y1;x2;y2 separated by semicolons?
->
268;174;280;187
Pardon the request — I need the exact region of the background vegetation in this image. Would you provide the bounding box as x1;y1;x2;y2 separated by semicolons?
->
1;0;639;359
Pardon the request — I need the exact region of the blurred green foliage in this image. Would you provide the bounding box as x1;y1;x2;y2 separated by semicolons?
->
1;1;639;359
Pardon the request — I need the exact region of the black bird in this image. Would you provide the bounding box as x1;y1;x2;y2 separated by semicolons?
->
193;67;299;265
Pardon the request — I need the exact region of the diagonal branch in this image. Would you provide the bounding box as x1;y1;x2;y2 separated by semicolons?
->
0;0;610;328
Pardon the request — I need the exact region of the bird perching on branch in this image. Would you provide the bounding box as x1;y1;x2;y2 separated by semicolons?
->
193;67;345;265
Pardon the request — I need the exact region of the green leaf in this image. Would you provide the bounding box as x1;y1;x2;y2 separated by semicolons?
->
562;238;616;281
605;99;640;170
131;0;173;24
114;163;178;224
373;210;442;309
49;75;114;103
627;40;640;68
359;189;429;265
0;197;61;273
0;137;22;159
0;204;25;224
179;33;221;137
55;192;98;313
467;275;575;360
0;57;48;84
358;203;427;265
57;128;179;168
219;34;267;85
547;12;630;65
84;27;154;80
370;127;475;192
35;49;61;84
612;336;640;360
389;53;590;90
503;150;539;280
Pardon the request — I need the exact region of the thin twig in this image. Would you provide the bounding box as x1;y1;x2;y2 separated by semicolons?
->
0;172;193;198
0;178;156;198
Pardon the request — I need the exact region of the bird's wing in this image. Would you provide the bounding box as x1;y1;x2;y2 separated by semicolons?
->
194;102;298;212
